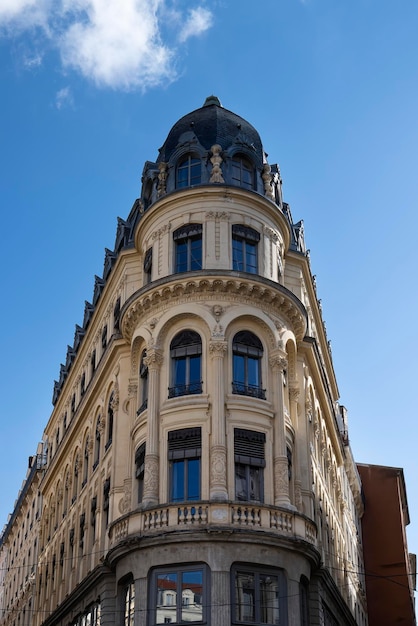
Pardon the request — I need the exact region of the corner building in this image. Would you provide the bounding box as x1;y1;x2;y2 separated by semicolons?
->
3;97;369;626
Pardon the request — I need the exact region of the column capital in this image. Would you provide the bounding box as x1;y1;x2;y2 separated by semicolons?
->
209;340;228;358
269;350;288;371
144;348;163;370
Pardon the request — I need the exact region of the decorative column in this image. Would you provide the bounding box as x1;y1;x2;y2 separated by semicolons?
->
142;347;163;507
209;340;228;501
269;352;291;508
289;384;302;510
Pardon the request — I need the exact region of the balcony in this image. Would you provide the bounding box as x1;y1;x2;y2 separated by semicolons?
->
168;381;203;398
232;381;266;400
109;502;317;547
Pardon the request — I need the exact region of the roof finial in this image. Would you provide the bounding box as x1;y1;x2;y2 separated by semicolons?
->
203;95;222;107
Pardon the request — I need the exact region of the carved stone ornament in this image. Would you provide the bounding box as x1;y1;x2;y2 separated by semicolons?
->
118;480;132;515
149;317;159;329
211;324;224;338
157;162;167;197
269;353;287;371
212;304;224;321
128;379;138;398
262;164;275;200
209;144;225;183
209;340;227;358
210;445;227;486
294;481;303;510
111;380;119;410
205;211;229;220
143;454;159;498
144;348;163;369
274;457;289;495
289;386;300;402
122;276;307;342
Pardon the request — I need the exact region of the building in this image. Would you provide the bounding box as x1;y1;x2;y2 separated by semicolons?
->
0;95;394;626
357;464;416;625
0;444;44;625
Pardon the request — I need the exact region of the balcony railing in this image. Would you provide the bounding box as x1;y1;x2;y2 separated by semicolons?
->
232;381;266;400
109;502;317;548
168;381;203;398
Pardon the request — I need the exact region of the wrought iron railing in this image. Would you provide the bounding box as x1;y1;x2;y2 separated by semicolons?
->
168;381;203;398
232;381;266;400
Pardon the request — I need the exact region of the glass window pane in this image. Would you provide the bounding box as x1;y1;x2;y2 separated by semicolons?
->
190;237;202;270
171;461;185;502
245;241;257;273
235;463;248;501
174;358;186;386
157;573;177;624
235;572;255;622
260;574;280;624
247;356;260;387
233;354;245;384
233;238;243;271
176;241;188;272
249;467;262;501
187;459;200;500
189;356;201;384
181;570;203;622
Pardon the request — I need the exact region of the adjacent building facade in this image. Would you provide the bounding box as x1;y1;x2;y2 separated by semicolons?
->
0;97;413;625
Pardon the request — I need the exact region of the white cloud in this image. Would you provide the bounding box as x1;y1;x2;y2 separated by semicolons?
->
55;86;73;109
178;7;213;44
0;0;214;91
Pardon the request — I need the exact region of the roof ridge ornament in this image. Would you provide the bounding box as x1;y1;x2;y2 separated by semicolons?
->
203;95;222;107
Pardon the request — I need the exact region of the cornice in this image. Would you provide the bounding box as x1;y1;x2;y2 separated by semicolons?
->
121;271;307;343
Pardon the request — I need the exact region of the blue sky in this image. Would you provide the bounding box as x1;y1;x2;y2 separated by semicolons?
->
1;0;417;574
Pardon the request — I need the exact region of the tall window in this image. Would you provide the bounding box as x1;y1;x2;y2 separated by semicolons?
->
106;393;114;449
135;443;146;503
169;331;202;398
173;224;202;273
124;581;135;626
153;565;206;625
168;428;201;502
234;429;265;503
176;155;201;188
232;331;265;399
232;225;259;274
233;566;286;625
93;416;101;470
82;437;89;488
72;454;79;504
231;156;254;190
144;247;153;284
138;349;148;414
103;478;110;527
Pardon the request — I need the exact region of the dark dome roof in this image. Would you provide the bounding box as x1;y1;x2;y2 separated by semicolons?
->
157;96;265;166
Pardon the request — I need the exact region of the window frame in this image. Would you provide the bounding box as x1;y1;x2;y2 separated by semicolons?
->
176;155;202;189
234;428;266;503
232;225;260;274
231;563;287;626
173;224;203;274
231;156;254;190
150;563;208;626
232;331;265;400
169;330;202;398
168;428;201;503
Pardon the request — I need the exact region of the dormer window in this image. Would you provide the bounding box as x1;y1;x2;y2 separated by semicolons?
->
176;155;201;188
231;156;254;190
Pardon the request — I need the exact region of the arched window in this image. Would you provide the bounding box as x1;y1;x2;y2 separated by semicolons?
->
93;416;101;470
232;331;265;399
169;331;202;398
176;155;201;188
173;224;202;273
72;454;79;504
106;393;114;450
232;225;259;274
138;350;148;414
82;437;89;488
231;155;254;190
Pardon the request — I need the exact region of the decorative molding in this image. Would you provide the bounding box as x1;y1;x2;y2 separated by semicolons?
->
143;454;159;500
122;276;306;342
118;480;132;515
209;144;225;183
144;348;163;369
209;445;227;494
289;386;300;403
209;341;227;358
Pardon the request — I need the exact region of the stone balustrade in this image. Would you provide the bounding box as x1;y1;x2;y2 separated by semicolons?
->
109;502;317;547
